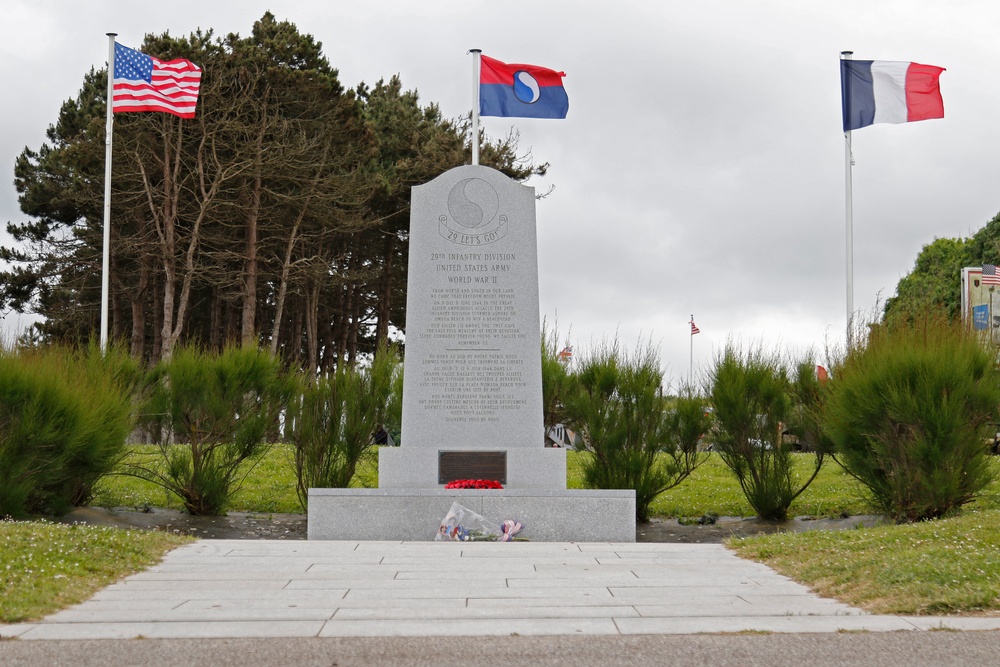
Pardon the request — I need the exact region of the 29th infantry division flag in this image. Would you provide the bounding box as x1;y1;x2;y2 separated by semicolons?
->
480;55;568;119
113;42;202;118
841;60;944;131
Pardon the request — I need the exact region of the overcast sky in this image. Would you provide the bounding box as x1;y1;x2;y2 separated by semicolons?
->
3;1;999;387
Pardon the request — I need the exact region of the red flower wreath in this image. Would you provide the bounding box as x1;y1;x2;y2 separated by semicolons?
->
444;479;504;489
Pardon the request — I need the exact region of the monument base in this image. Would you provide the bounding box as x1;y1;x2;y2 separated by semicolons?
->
378;445;566;489
307;488;636;542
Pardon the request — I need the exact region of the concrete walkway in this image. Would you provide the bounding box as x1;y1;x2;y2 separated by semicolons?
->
4;540;1000;640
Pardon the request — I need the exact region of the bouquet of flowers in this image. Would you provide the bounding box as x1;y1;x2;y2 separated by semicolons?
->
498;519;523;542
435;502;500;541
435;502;525;542
443;479;504;489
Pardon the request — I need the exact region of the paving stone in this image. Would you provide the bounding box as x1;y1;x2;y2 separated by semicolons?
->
15;539;1000;640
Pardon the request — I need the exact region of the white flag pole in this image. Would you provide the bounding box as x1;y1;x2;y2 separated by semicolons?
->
101;33;117;353
841;51;855;347
470;49;481;166
689;314;694;388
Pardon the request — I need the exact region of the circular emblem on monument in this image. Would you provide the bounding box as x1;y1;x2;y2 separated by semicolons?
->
447;178;499;229
513;71;541;104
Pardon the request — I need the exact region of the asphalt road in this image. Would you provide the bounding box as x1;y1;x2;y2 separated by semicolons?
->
3;633;1000;667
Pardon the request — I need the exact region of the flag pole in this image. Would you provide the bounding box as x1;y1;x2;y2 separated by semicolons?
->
841;50;855;347
689;314;694;388
101;33;117;353
470;49;481;166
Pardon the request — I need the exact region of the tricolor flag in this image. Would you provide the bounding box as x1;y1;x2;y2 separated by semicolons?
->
840;60;945;132
479;55;568;119
113;42;202;118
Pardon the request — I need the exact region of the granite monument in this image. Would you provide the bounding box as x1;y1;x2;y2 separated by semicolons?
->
308;164;634;541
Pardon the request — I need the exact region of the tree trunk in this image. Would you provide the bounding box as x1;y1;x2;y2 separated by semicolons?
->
166;121;234;356
151;270;163;365
290;305;303;367
143;117;183;361
348;281;362;365
374;232;395;350
320;321;336;374
209;287;223;351
241;123;266;346
129;265;149;359
110;253;124;342
305;279;320;380
269;203;307;355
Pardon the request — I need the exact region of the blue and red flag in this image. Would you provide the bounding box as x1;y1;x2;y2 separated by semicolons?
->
479;54;568;119
841;60;944;132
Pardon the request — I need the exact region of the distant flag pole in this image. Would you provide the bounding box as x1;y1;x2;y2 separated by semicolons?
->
841;50;855;347
100;33;117;352
689;316;700;387
470;48;482;166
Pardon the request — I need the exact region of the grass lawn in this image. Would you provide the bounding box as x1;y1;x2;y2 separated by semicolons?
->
92;446;866;517
92;446;1000;519
647;453;872;518
0;520;191;624
730;508;1000;615
91;444;378;515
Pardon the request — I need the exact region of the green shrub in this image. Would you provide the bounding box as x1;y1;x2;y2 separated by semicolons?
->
786;359;834;455
290;347;401;508
541;320;573;443
823;316;1000;521
49;344;142;507
666;389;714;455
708;344;824;521
0;344;137;517
131;345;292;515
0;352;69;517
564;340;706;522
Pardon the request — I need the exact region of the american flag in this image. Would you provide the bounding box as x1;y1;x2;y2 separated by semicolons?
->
113;42;201;118
983;264;1000;286
690;320;700;335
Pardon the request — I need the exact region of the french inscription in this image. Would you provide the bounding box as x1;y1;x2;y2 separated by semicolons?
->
417;350;528;423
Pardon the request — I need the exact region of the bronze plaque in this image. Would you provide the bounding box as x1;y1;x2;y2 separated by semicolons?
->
438;451;507;485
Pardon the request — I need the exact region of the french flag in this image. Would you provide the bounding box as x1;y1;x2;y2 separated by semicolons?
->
841;60;945;132
479;54;568;119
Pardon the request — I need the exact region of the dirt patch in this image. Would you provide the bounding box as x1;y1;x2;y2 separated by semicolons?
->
636;515;885;543
59;507;884;543
60;507;308;540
